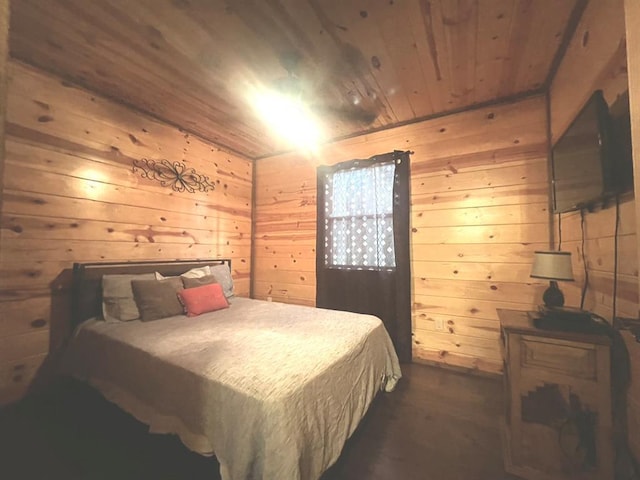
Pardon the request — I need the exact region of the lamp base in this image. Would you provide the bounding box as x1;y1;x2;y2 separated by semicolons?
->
542;281;565;308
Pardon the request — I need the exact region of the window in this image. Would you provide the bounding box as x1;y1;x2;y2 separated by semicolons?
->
321;162;396;269
316;151;412;361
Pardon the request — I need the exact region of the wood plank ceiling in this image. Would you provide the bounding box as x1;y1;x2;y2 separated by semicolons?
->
9;0;581;159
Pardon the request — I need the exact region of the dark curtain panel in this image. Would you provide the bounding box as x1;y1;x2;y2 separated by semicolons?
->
316;150;412;362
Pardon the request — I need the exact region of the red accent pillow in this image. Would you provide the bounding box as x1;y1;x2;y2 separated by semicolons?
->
178;283;229;317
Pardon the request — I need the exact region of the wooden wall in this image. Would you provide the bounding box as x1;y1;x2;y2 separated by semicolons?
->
0;0;8;216
624;0;640;463
254;95;549;374
0;61;253;405
550;0;640;464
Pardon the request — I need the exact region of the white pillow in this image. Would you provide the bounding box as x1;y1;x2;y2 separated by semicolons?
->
210;264;234;298
102;273;155;322
155;265;211;281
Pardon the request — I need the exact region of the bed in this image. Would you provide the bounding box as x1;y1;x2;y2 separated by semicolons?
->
62;259;402;480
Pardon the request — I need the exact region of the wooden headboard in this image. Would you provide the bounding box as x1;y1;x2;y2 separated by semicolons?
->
72;259;231;328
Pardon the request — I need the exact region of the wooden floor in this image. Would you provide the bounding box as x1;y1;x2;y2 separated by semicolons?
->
0;363;518;480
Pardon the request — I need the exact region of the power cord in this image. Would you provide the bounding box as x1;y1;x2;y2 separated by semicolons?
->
580;208;589;310
558;212;563;250
612;194;620;325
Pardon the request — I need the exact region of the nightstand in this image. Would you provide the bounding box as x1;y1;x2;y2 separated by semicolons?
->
497;308;613;480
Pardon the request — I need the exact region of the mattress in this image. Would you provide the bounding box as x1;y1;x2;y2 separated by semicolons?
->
61;297;402;480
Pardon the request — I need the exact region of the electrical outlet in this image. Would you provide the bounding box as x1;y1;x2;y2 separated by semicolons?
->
435;318;444;331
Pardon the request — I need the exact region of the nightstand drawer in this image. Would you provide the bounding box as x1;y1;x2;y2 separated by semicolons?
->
520;335;597;380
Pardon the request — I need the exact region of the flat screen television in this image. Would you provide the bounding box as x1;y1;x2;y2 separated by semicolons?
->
551;90;633;213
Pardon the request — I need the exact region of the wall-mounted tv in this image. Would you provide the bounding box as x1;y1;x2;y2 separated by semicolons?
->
551;90;633;213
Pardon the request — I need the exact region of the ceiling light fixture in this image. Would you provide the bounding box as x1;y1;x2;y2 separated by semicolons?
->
249;87;324;150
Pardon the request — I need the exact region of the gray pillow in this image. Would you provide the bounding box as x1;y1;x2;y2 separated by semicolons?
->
131;277;184;321
155;266;211;281
102;273;155;322
210;264;234;298
182;274;217;289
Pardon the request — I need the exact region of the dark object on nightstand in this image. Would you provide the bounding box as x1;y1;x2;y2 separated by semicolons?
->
531;307;613;336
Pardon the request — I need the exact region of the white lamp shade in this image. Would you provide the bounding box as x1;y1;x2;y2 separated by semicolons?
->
530;251;574;281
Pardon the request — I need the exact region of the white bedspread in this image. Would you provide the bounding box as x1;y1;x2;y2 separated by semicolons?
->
62;297;401;480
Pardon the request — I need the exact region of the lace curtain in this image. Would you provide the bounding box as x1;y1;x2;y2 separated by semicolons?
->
321;162;396;269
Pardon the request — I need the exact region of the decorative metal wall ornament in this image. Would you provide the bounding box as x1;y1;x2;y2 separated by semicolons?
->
132;158;216;193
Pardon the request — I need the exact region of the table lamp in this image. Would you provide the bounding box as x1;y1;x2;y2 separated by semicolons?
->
530;251;574;307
